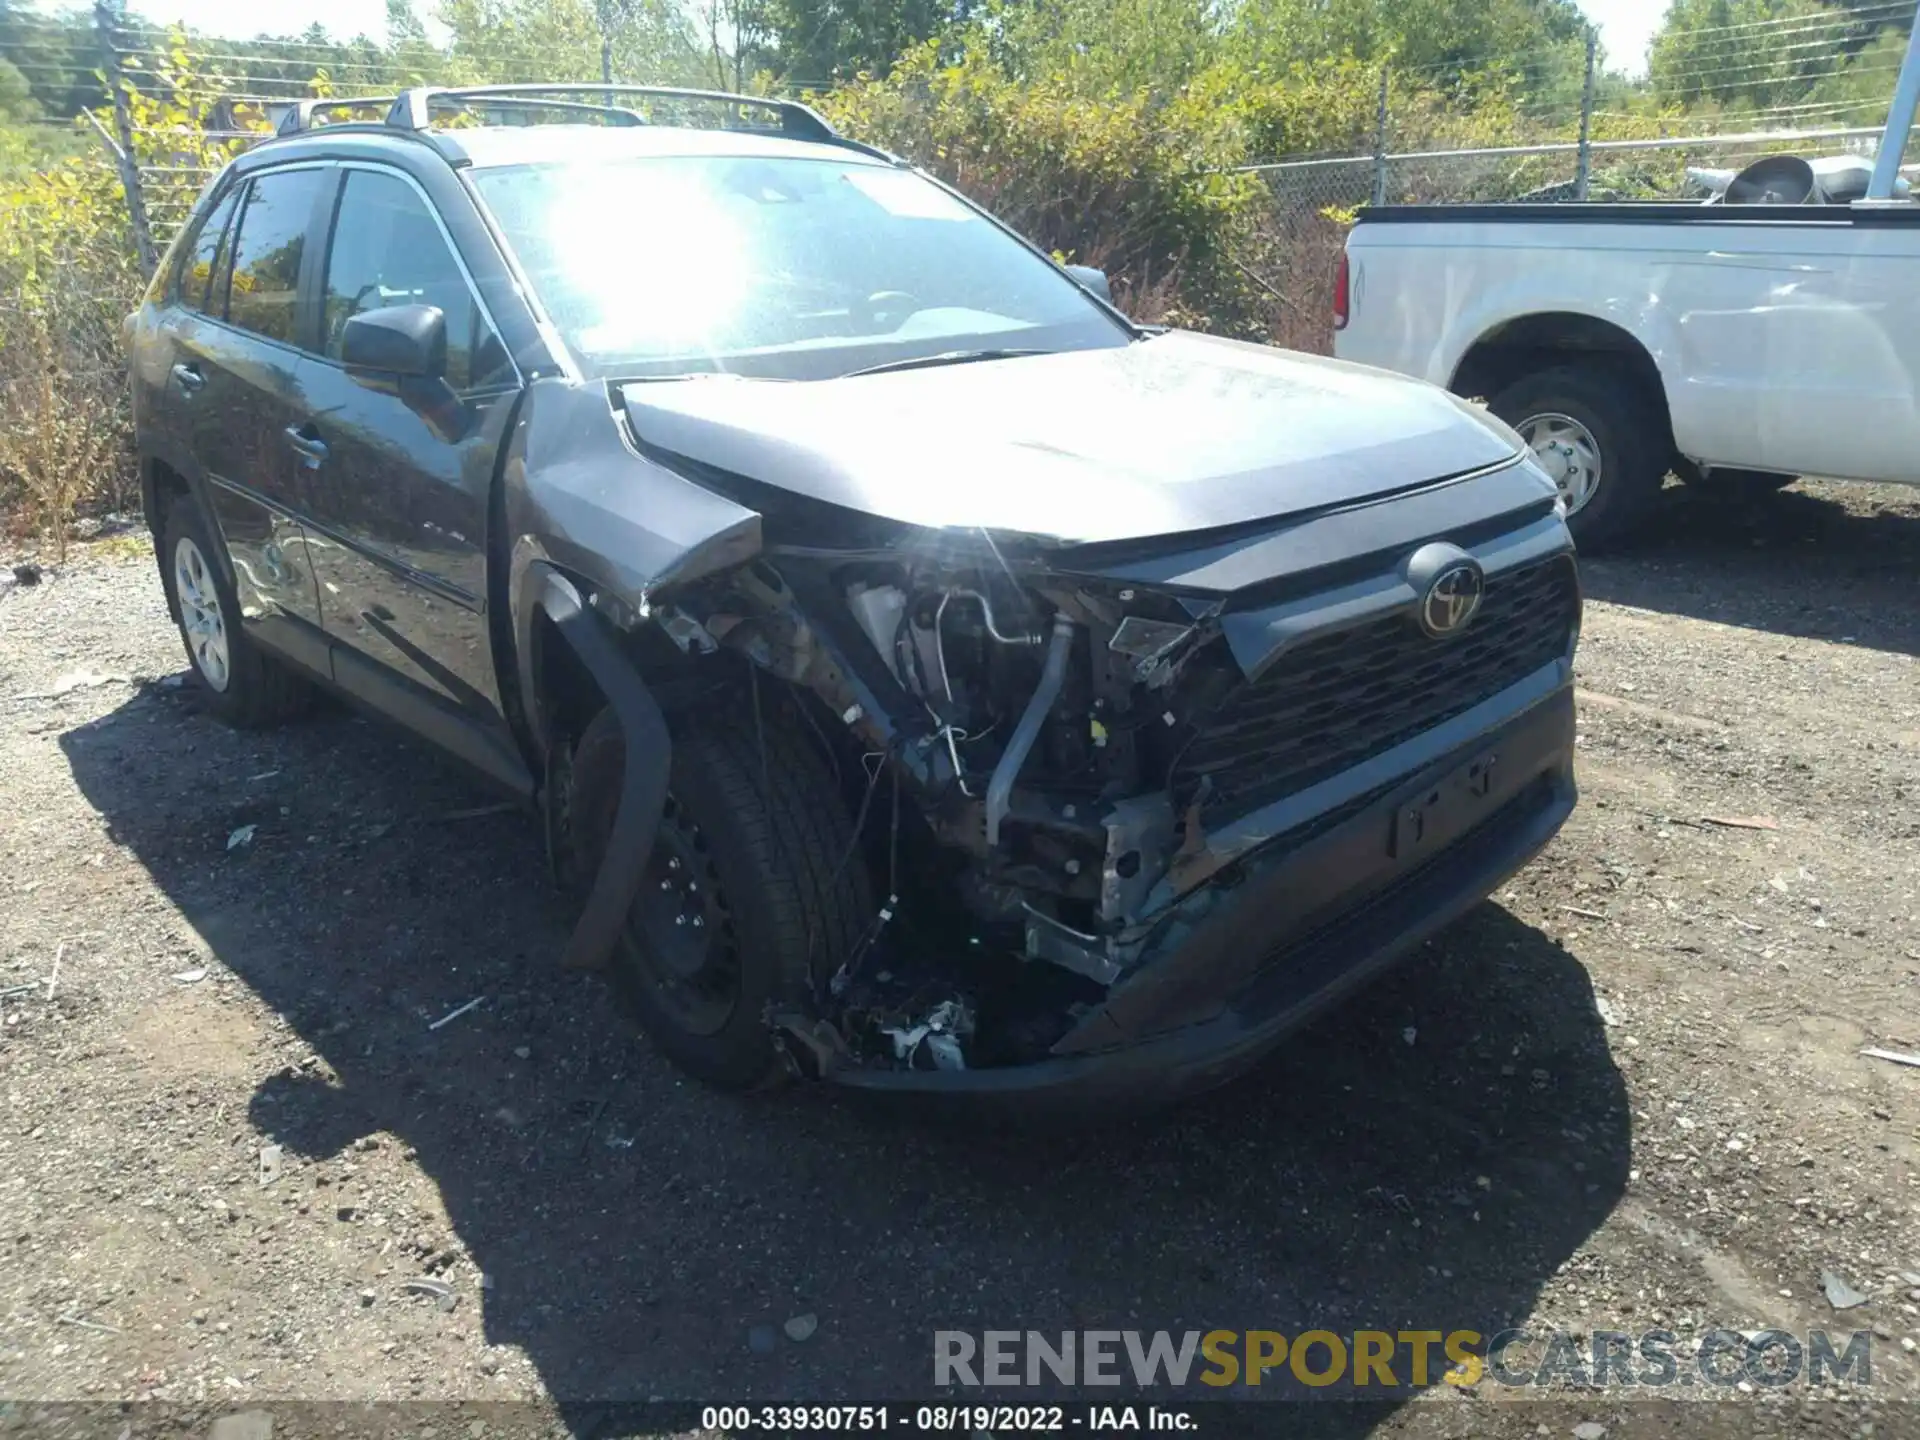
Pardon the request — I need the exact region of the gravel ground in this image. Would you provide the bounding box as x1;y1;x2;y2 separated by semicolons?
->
3;478;1920;1439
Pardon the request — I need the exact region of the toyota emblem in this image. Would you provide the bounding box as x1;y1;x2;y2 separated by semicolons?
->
1419;561;1484;638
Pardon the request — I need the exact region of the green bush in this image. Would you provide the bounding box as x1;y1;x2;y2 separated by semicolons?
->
0;141;142;549
817;40;1272;334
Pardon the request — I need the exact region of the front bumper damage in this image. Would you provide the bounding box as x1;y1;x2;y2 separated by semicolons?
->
826;668;1575;1110
505;376;1582;1109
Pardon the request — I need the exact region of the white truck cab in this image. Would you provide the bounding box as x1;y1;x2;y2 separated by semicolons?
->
1332;25;1920;546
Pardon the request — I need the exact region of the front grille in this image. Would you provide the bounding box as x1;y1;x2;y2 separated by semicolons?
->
1172;556;1577;822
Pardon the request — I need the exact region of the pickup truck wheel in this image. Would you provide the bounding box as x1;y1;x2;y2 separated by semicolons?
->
571;702;874;1091
1490;366;1665;549
158;499;313;729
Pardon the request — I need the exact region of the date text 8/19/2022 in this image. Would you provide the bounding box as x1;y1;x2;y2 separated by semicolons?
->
699;1405;1197;1431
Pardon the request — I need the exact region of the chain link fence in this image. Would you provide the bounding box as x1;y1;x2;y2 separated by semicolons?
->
1241;124;1891;219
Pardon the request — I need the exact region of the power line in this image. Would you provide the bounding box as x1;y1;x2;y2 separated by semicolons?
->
1648;0;1913;40
1652;56;1902;89
1650;28;1910;74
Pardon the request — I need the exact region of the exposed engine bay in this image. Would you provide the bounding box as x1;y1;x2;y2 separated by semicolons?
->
637;549;1207;1075
624;520;1578;1080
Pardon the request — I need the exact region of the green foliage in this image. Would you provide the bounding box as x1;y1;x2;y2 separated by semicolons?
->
0;54;36;120
1225;0;1591;91
986;0;1219;95
818;38;1268;332
1649;0;1901;116
0;1;101;119
0;132;140;545
768;0;948;84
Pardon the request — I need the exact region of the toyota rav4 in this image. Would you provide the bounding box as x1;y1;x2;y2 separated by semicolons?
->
127;84;1582;1108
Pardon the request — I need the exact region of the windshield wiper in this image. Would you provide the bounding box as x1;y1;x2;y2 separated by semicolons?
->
842;348;1050;378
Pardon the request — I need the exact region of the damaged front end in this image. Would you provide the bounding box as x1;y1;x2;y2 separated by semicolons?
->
508;379;1581;1106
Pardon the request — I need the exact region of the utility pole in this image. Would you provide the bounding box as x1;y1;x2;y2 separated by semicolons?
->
95;0;156;275
1868;19;1920;198
1575;27;1598;201
1371;63;1390;207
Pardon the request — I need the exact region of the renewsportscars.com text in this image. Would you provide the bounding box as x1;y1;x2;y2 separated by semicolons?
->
933;1328;1872;1391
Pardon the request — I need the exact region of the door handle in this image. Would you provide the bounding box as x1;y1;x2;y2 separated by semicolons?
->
283;426;329;470
170;363;204;395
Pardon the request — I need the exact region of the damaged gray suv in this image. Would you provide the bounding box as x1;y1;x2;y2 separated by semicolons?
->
127;84;1581;1108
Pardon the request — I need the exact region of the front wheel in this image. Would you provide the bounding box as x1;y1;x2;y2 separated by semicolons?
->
570;701;874;1091
1489;364;1668;550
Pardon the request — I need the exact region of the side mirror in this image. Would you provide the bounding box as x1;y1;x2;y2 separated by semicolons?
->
342;303;447;378
1065;264;1112;305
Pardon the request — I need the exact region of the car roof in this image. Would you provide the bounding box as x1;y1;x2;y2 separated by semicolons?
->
245;119;892;174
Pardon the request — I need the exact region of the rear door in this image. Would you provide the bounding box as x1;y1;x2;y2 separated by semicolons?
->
166;163;334;671
295;163;526;783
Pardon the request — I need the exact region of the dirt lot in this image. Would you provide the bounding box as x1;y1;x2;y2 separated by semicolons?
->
3;479;1920;1438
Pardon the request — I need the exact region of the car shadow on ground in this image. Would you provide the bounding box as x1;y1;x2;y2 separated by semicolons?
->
61;684;1628;1431
1579;481;1920;657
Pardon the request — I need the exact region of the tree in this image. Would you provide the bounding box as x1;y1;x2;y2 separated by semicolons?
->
0;55;37;121
1648;0;1885;114
0;2;101;118
592;0;702;84
767;0;948;85
989;0;1220;94
1224;0;1593;86
434;0;699;85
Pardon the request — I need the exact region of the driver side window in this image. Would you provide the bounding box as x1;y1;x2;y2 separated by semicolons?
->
321;169;512;392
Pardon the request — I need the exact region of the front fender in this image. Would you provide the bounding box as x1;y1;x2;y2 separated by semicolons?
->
524;563;673;972
501;377;762;616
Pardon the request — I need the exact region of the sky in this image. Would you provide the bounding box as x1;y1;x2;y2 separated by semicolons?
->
112;0;1675;76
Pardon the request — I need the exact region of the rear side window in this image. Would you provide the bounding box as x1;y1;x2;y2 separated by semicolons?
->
178;186;239;312
226;168;326;344
321;169;512;391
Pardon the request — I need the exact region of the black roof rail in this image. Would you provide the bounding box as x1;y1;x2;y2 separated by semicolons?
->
385;83;840;143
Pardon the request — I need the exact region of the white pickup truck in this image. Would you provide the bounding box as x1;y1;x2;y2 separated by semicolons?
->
1333;35;1920;546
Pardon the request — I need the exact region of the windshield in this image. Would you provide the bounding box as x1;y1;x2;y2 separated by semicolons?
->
468;154;1130;380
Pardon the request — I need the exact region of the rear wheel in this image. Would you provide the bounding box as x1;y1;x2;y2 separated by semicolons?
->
158;497;313;728
570;700;873;1090
1489;364;1668;550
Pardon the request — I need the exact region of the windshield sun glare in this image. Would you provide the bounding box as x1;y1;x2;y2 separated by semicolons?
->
469;153;1127;381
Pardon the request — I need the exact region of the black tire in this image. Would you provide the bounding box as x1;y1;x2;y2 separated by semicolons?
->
1488;364;1668;550
1687;467;1797;498
157;496;313;729
571;700;874;1091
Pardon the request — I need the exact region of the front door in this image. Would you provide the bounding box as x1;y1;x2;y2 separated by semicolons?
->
295;164;526;783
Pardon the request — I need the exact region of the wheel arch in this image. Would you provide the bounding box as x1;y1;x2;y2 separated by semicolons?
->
515;562;677;972
1449;312;1667;417
141;454;232;613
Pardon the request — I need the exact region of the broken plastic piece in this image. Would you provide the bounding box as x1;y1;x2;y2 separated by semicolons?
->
881;997;974;1070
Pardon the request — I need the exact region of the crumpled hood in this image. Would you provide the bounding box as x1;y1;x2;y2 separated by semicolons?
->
619;330;1521;545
